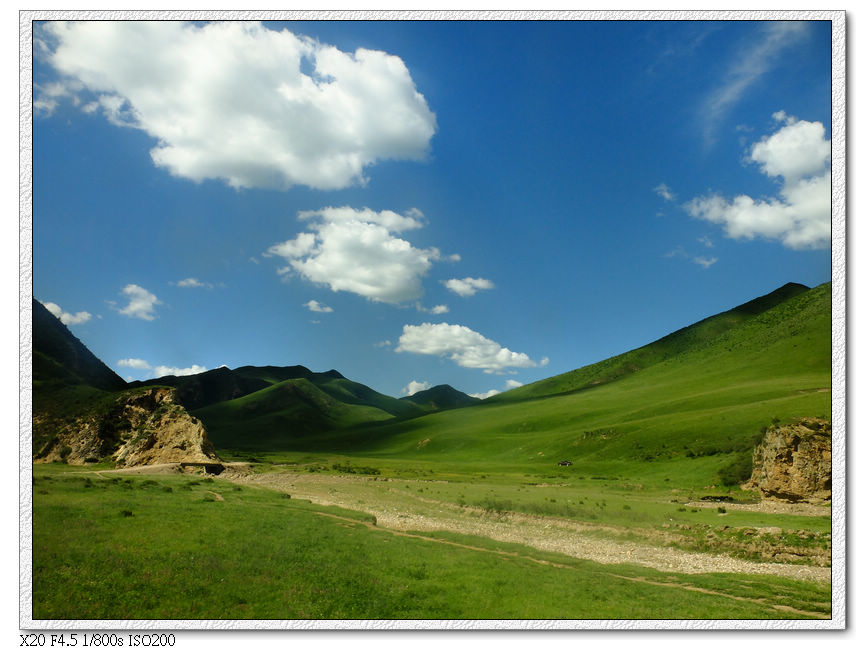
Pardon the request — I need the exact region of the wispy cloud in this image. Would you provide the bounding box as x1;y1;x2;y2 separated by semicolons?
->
699;22;809;147
39;21;436;191
664;246;718;269
653;183;676;202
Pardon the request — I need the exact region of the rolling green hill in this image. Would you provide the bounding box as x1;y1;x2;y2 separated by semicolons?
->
267;283;830;486
488;282;811;404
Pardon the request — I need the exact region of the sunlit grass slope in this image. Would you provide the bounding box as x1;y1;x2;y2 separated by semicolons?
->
276;283;830;484
489;282;811;404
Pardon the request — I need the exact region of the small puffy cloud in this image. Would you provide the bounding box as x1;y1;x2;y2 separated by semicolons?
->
373;340;392;348
117;284;161;320
153;364;207;377
396;322;547;374
175;277;211;289
117;358;152;370
304;299;333;313
402;380;431;396
686;115;830;250
471;378;523;400
470;389;500;400
42;301;92;325
654;183;676;202
698;235;714;248
444;277;494;298
267;207;441;304
39;21;436;191
416;303;449;314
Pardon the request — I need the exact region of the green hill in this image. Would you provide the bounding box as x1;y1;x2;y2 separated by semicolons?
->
400;384;481;411
274;283;830;485
488;282;811;404
192;377;407;450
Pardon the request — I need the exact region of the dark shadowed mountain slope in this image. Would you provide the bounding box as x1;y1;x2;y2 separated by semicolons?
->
33;298;126;391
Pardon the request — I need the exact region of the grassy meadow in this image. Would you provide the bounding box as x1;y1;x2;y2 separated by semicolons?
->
32;465;831;620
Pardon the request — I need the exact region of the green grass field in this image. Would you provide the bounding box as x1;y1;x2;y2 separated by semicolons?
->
31;465;831;620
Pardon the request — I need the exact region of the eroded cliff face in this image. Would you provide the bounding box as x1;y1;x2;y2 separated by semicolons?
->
34;387;219;467
745;418;831;504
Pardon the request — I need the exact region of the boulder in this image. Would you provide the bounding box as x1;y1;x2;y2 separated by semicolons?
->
744;418;831;503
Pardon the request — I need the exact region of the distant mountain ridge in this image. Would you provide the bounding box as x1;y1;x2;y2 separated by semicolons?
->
400;384;481;411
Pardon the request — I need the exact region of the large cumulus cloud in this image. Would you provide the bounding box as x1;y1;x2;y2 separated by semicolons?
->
39;21;436;190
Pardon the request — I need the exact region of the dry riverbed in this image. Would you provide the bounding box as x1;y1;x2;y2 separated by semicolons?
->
222;468;830;583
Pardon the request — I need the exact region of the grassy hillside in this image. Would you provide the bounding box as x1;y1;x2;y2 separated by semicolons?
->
489;282;811;404
269;283;830;486
193;377;407;450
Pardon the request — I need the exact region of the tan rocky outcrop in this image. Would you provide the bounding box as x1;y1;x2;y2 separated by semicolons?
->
35;387;219;467
745;418;831;504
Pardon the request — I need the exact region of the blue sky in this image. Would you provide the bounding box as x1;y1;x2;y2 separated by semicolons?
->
32;19;833;399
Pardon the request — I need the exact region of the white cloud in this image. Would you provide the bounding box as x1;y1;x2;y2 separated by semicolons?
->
653;183;675;202
416;303;449;314
175;277;211;289
304;299;333;313
42;301;92;326
699;22;808;146
402;380;431;396
664;246;718;269
267;207;442;304
153;364;207;377
471;378;524;400
117;358;152;370
117;284;161;320
396;322;547;374
444;277;494;298
40;21;436;191
686;115;830;250
470;389;500;400
373;340;392;348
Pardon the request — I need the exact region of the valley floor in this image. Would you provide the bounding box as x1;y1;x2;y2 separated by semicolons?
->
224;468;829;583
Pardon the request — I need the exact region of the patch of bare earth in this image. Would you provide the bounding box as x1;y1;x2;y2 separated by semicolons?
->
224;470;829;584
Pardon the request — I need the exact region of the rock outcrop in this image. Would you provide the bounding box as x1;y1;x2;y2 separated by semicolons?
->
34;387;219;467
745;418;831;503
